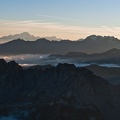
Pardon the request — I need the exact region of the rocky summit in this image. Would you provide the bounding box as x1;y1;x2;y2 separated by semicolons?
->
0;59;120;120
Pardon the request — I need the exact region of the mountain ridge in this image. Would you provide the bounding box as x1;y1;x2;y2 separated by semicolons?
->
85;64;120;85
50;48;120;65
1;35;120;55
0;32;40;42
0;32;62;43
0;59;120;119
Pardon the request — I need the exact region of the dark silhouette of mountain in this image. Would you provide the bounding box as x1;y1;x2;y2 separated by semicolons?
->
0;38;76;55
29;64;53;70
0;32;40;43
0;35;120;54
49;52;88;59
50;48;120;64
0;59;120;120
79;35;120;53
85;64;120;85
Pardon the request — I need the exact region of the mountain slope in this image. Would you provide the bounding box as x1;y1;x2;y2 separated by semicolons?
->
85;64;120;85
0;59;120;120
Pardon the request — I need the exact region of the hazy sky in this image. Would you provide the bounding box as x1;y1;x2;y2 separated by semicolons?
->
0;0;120;40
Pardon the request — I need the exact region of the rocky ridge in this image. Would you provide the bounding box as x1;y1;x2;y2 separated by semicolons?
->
0;59;120;120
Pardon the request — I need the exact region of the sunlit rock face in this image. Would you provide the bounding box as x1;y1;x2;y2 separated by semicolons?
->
0;60;120;120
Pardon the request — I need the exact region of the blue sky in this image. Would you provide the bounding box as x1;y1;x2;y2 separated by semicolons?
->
0;0;120;40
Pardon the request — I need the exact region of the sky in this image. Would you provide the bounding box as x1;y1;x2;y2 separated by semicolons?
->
0;0;120;40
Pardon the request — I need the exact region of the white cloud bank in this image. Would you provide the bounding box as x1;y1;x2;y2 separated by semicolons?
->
0;20;120;40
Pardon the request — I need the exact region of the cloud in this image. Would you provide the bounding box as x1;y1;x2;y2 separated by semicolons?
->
0;20;120;40
37;14;80;22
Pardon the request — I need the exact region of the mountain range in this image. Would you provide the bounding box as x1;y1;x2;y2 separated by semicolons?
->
0;32;40;43
0;34;120;55
50;48;120;65
0;59;120;120
0;32;61;43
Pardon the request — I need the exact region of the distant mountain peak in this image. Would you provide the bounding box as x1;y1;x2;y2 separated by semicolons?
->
45;36;61;41
104;48;120;53
20;32;29;34
35;38;50;42
85;35;102;40
18;32;32;36
0;32;40;43
86;35;117;39
0;32;62;43
87;35;98;39
84;35;119;44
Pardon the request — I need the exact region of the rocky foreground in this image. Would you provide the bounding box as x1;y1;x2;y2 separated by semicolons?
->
0;59;120;120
